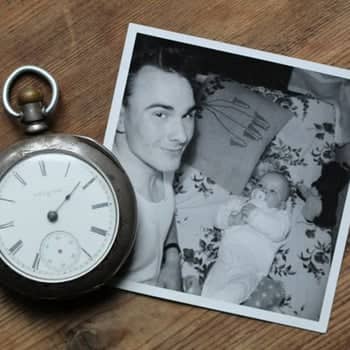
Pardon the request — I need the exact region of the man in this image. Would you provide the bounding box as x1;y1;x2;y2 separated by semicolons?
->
113;46;198;290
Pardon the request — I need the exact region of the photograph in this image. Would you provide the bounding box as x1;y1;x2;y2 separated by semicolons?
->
103;23;350;333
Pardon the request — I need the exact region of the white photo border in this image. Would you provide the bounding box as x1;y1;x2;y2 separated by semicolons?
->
104;23;350;333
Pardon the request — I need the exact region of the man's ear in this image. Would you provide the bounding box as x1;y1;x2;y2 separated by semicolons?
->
117;106;127;133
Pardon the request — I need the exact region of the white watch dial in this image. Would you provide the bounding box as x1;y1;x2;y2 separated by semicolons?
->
0;152;119;283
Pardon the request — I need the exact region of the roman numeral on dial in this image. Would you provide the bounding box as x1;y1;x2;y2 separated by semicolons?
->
39;160;47;176
0;198;15;203
9;240;23;255
92;202;110;209
64;162;71;177
81;247;92;260
83;177;96;190
13;172;27;186
0;221;14;230
90;226;107;236
32;253;40;271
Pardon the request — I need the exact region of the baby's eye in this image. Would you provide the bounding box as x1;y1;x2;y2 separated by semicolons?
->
257;183;263;188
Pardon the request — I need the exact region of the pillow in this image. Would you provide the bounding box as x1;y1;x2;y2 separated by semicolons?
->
250;85;337;188
184;76;293;194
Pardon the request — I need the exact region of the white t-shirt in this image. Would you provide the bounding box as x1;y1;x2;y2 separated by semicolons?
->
121;173;175;284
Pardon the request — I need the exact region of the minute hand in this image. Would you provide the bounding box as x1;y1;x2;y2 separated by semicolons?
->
55;181;81;212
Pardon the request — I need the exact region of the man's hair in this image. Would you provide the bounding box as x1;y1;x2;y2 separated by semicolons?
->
123;39;198;106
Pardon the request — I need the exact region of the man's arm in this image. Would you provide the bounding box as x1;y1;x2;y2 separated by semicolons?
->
157;217;183;291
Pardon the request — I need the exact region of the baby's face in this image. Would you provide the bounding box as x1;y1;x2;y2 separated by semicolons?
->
254;173;289;209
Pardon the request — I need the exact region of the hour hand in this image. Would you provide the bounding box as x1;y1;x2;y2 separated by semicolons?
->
47;181;80;222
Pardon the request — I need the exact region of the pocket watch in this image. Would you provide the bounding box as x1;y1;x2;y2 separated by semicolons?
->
0;65;136;300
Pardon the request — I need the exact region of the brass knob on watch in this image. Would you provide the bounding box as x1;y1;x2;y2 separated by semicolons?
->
18;87;43;105
18;87;48;134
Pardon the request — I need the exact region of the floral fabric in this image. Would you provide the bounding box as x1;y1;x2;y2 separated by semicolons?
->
175;86;337;320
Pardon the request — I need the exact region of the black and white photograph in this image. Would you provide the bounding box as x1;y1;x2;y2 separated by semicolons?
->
104;24;350;332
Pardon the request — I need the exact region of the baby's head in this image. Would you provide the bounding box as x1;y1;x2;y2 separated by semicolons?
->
252;172;290;209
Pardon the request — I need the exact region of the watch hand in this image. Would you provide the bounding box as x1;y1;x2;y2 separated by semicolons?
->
47;182;81;223
55;181;81;212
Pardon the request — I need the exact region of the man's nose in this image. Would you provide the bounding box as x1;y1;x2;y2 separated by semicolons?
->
169;118;187;144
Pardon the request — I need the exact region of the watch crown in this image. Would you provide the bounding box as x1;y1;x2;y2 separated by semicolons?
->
18;87;43;105
18;87;48;134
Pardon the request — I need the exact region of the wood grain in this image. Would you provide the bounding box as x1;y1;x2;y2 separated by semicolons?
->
1;1;350;348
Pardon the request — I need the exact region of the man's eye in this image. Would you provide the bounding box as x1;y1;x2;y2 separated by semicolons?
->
153;111;167;118
183;111;196;119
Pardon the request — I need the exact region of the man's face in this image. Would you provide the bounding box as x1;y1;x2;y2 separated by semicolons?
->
122;65;196;173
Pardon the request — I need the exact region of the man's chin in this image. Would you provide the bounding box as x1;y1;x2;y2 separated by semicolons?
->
154;160;182;173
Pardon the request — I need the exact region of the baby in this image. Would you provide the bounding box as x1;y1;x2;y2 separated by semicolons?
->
185;172;291;304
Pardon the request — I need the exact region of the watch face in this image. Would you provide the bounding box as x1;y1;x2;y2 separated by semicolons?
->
0;151;119;283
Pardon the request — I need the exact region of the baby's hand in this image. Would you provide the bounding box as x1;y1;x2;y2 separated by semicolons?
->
228;212;244;226
241;203;257;222
183;275;202;295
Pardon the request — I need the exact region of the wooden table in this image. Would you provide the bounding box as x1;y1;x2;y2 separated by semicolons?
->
1;1;350;349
